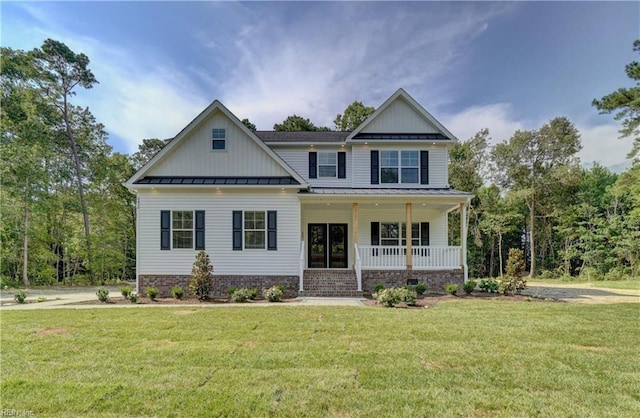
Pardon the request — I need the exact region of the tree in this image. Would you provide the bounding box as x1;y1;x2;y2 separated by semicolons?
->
131;138;165;170
189;250;213;300
334;101;375;131
241;118;256;132
491;117;581;277
273;114;330;131
592;39;640;159
33;39;98;278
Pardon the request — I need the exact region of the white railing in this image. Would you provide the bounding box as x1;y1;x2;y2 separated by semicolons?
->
354;244;362;291
299;241;305;291
357;246;461;270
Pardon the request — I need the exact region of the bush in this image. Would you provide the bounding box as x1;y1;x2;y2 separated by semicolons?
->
171;286;184;299
375;287;417;307
506;248;526;277
14;290;27;304
463;280;476;295
129;292;139;303
190;251;213;300
263;285;283;302
34;266;57;286
497;276;527;295
444;283;458;295
479;278;499;293
96;288;109;303
146;287;159;301
247;288;258;300
120;286;133;299
373;283;385;294
1;276;21;289
230;288;250;303
415;283;427;295
604;267;627;281
37;296;47;303
68;274;92;286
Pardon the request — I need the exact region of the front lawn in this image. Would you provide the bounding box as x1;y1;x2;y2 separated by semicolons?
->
2;301;639;417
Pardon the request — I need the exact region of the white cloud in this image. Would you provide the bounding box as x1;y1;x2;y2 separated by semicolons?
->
576;123;633;169
441;103;525;144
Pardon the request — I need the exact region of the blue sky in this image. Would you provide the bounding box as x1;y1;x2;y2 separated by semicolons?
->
2;1;638;169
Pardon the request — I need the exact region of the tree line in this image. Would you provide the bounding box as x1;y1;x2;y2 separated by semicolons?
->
1;39;638;286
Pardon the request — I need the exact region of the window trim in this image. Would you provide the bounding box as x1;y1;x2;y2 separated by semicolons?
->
233;210;277;251
318;151;338;178
379;150;420;184
243;211;266;250
212;128;226;151
172;210;194;249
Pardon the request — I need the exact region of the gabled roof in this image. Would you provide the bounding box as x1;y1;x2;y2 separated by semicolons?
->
346;88;458;142
125;100;307;189
256;131;349;143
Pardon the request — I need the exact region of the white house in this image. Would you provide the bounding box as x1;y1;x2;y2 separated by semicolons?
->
125;89;472;297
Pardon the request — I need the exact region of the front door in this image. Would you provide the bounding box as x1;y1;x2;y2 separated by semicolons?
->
308;224;348;268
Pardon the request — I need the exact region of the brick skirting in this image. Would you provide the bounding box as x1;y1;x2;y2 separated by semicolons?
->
138;275;299;298
362;270;464;294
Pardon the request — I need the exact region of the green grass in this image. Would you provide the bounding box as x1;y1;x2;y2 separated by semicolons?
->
2;302;639;417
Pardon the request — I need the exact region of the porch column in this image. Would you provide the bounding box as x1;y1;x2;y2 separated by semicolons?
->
406;203;413;270
352;202;359;268
460;203;468;282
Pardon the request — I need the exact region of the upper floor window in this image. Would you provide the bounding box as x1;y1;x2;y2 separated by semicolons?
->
212;129;226;150
380;150;418;184
318;152;337;177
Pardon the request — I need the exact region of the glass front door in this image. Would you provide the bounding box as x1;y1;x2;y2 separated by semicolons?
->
308;224;348;268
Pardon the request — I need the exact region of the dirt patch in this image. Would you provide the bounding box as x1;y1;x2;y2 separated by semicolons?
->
173;309;200;315
73;297;299;306
574;345;610;352
34;327;68;336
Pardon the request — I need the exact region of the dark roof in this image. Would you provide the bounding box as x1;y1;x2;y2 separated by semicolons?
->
352;133;450;140
255;131;350;143
134;176;300;185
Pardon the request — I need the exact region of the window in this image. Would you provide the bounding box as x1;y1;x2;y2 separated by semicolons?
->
212;129;226;150
233;211;277;251
380;151;398;183
401;222;420;246
378;150;420;184
318;152;337;177
172;211;194;248
244;211;266;249
380;222;420;246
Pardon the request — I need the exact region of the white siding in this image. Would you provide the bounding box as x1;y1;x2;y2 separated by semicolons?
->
137;190;300;276
362;98;440;133
147;110;289;177
272;146;352;187
352;144;448;188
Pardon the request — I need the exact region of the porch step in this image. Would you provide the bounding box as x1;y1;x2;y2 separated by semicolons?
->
300;269;362;297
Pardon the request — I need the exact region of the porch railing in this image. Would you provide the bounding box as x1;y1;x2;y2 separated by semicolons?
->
299;241;305;291
356;245;461;270
354;244;362;291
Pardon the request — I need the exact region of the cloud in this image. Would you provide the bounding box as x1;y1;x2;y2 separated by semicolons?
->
576;122;633;169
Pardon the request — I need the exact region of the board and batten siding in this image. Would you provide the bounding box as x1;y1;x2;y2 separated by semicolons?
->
147;110;289;177
351;145;448;188
137;190;300;276
362;98;440;133
272;146;352;187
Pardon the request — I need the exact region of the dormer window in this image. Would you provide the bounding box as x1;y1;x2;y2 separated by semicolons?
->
212;129;226;150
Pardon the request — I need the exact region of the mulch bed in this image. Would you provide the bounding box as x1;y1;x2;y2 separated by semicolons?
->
74;297;300;306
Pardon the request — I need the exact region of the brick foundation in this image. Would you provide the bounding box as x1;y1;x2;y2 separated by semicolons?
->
138;275;299;298
362;270;463;294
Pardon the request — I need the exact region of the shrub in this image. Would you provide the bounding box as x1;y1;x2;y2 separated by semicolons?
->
415;283;427;295
604;267;626;281
479;278;499;293
190;251;213;300
263;285;283;302
231;288;250;303
375;287;417;307
463;280;476;295
129;292;139;303
497;276;527;295
247;288;258;300
37;296;47;303
171;286;184;299
275;284;287;295
120;286;133;299
146;287;159;301
505;248;526;277
96;288;109;303
398;287;417;306
373;283;385;294
14;290;27;304
226;287;238;296
1;276;21;289
444;283;458;295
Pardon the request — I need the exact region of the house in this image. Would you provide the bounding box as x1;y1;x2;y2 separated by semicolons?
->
125;89;472;297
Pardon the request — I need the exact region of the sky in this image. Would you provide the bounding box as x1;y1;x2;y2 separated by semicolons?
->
2;1;639;170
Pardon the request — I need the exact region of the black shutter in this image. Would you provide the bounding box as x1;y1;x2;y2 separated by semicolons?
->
309;152;317;179
420;151;429;185
370;150;379;184
338;152;346;179
420;222;430;246
232;211;243;250
160;210;170;250
267;211;277;250
195;210;205;250
371;222;380;246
